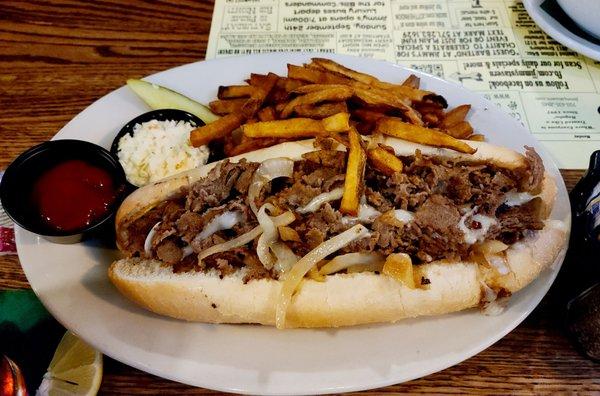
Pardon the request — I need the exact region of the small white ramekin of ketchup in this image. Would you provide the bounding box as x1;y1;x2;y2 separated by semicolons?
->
1;140;128;244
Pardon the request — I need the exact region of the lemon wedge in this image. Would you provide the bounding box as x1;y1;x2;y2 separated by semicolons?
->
36;331;103;396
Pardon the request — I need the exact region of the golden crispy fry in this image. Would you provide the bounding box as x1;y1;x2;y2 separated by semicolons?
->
257;106;277;122
416;102;445;127
280;86;353;118
241;72;279;118
311;58;377;86
440;104;471;129
278;225;301;242
401;74;420;89
190;113;245;147
243;112;351;138
469;134;486;142
387;86;434;102
217;85;255;99
353;87;424;126
445;121;474;139
311;58;434;102
276;77;306;92
422;112;440;126
294;102;348;119
321;112;351;133
375;117;476;154
287;64;351;85
291;84;350;95
209;98;246;115
352;108;387;124
274;101;287;113
340;128;366;216
367;146;403;175
382;253;416;288
224;136;283;157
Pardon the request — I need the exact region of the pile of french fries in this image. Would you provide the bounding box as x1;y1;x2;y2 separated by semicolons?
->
190;58;482;214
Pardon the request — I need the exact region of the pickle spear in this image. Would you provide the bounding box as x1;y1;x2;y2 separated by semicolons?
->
127;79;220;124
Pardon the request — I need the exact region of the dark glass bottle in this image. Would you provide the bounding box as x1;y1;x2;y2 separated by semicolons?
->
566;150;600;361
570;150;600;250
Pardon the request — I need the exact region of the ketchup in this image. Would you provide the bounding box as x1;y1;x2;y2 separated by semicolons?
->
31;159;118;232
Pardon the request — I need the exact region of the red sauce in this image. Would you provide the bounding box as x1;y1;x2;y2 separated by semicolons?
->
32;160;118;232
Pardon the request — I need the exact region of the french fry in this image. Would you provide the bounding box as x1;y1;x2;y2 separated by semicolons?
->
280;86;353;118
287;64;351;85
469;134;486;142
321;112;351;133
422;112;440;126
340;128;366;216
402;74;420;89
388;86;433;102
291;84;350;95
311;58;434;102
382;253;416;289
367;145;403;175
311;58;377;86
241;72;279;118
224;136;284;157
190;113;245;147
243;112;351;138
209;98;246;115
353;87;424;126
217;85;255;99
375;117;476;154
352;108;387;124
294;102;348;119
445;121;474;139
440;104;471;129
276;77;306;92
257;106;277;121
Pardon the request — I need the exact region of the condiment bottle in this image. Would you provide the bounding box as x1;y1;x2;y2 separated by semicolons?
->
571;150;600;250
566;150;600;361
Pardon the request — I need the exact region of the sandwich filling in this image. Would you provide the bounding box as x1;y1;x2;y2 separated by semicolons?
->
119;142;546;284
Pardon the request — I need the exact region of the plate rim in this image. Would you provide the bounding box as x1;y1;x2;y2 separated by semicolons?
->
15;52;571;394
523;0;600;61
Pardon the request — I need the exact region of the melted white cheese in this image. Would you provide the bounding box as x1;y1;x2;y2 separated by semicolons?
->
393;209;414;223
296;188;344;214
340;203;382;225
502;191;536;207
486;254;510;275
458;206;497;245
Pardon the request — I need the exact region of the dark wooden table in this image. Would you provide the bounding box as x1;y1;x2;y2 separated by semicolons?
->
1;1;598;394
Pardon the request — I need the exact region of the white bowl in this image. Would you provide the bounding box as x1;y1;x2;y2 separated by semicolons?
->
557;0;600;39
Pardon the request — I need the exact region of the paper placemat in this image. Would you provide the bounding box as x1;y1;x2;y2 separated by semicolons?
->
206;0;600;169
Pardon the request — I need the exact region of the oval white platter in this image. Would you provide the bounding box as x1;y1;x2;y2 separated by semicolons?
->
17;53;570;395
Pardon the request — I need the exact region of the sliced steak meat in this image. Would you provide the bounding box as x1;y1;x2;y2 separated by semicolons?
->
123;146;548;279
365;187;394;212
414;195;468;260
493;197;545;244
173;254;198;274
300;150;346;172
523;146;544;194
243;253;275;283
156;239;183;265
175;211;205;243
186;159;258;213
122;202;170;256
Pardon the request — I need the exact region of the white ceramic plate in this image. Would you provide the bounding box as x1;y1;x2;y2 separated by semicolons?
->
524;0;600;61
17;53;570;395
